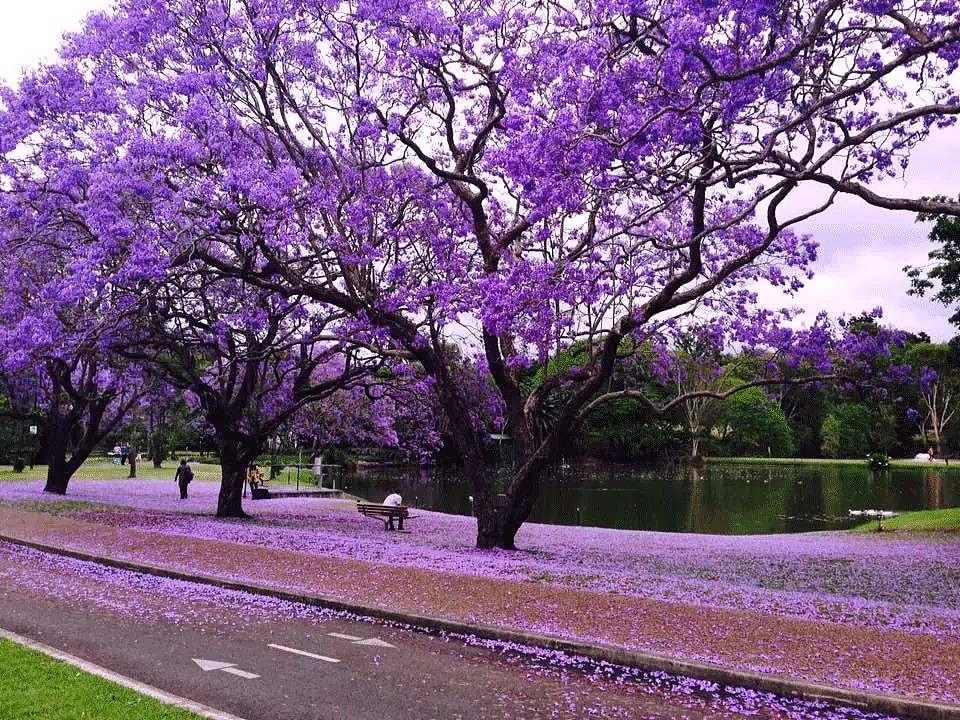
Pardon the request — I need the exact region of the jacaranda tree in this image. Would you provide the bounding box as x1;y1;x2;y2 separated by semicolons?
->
126;263;386;517
0;33;406;516
2;0;958;547
0;198;152;493
291;374;443;463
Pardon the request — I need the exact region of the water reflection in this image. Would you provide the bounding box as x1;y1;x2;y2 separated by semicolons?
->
338;462;960;535
925;470;943;509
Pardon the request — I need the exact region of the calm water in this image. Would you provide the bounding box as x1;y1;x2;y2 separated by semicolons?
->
324;461;960;535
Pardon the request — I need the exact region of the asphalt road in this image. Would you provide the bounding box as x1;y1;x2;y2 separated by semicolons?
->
0;542;885;720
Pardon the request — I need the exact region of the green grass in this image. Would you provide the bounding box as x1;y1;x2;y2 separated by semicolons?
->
709;456;960;471
0;638;207;720
0;460;133;483
709;456;865;466
851;507;960;533
0;459;224;484
0;457;324;486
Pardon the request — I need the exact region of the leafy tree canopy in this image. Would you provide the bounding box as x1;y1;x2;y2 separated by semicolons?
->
906;196;960;326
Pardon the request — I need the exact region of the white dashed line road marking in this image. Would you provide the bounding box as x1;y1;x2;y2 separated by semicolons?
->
268;643;341;663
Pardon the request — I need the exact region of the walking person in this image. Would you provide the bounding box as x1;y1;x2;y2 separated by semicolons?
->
174;459;194;499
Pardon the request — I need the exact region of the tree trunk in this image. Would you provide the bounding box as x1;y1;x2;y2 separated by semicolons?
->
127;441;138;478
470;450;546;550
42;408;88;495
151;430;165;468
474;496;505;550
44;445;71;493
215;437;256;518
42;407;73;494
463;459;504;549
504;457;548;548
437;390;548;550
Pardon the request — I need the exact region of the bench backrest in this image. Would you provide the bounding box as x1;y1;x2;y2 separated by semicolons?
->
358;503;409;516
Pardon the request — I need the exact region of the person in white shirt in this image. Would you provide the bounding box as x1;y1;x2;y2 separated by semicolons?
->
383;491;403;506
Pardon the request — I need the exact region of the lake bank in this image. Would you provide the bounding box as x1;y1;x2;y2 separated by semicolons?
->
4;458;960;535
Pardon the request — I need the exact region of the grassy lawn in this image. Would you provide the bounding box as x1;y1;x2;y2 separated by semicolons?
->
0;460;132;483
0;458;318;487
709;455;960;470
0;638;206;720
851;507;960;533
0;459;224;484
710;456;865;466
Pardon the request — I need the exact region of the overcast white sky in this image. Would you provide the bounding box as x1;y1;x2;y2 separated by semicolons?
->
2;0;958;342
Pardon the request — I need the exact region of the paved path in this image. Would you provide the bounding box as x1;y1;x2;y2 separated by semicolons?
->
0;506;958;720
0;542;763;720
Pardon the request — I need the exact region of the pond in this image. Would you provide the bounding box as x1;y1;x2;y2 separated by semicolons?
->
333;461;960;535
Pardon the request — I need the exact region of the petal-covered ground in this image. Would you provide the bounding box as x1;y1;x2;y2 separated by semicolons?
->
2;543;909;720
0;477;957;710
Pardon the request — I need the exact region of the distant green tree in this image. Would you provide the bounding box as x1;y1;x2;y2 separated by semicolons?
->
669;331;728;458
0;396;18;464
835;403;872;458
530;339;685;460
868;404;898;455
776;370;832;457
715;386;795;457
820;414;842;459
0;391;44;469
580;399;679;460
905;196;960;326
902;343;960;455
841;313;917;454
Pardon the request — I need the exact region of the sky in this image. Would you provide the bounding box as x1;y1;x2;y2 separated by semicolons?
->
1;0;958;342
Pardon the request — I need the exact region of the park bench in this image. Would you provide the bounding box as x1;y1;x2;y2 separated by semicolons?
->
249;478;271;499
357;502;413;531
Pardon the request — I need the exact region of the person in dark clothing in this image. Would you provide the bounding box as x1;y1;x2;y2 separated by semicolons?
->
174;459;193;499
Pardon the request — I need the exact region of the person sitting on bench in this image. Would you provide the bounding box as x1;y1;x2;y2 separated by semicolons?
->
383;490;402;506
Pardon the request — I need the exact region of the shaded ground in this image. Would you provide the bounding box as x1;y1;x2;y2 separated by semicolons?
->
0;477;957;712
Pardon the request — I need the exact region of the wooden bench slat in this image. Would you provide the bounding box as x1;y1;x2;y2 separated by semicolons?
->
357;502;412;531
356;504;410;516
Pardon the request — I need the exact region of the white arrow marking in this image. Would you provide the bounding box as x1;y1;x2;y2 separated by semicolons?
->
192;659;260;679
268;643;341;663
328;632;395;648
